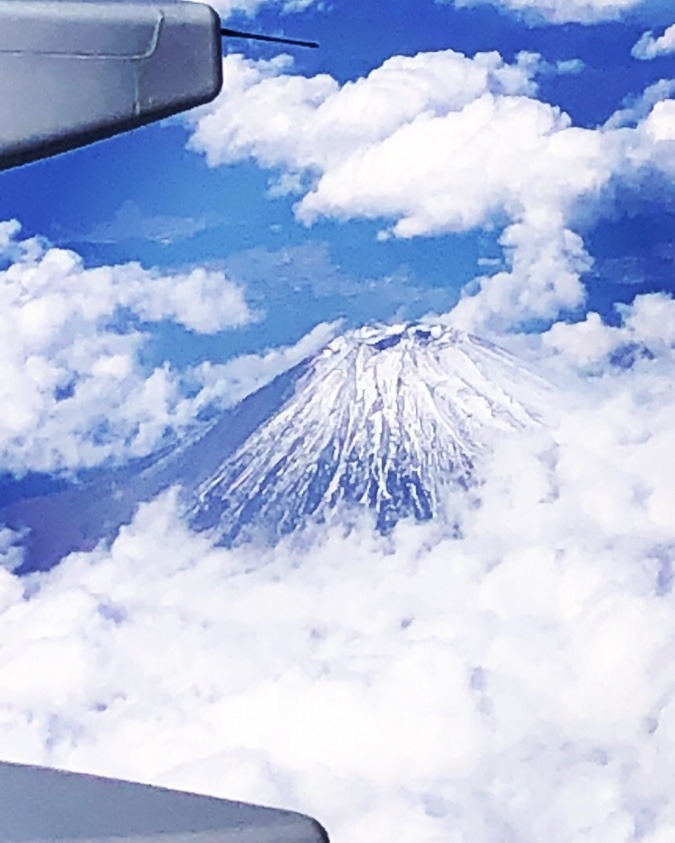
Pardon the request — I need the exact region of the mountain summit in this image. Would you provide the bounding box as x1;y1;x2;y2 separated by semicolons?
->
3;322;550;571
187;322;547;542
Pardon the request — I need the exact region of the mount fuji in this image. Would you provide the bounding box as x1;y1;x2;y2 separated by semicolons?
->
2;323;551;573
187;323;548;541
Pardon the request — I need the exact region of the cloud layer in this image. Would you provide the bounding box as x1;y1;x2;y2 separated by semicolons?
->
188;51;675;332
0;302;672;842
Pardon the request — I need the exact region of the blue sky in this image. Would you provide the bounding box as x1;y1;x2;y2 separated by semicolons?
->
0;0;672;376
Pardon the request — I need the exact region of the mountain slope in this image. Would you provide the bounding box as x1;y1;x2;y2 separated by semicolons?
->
187;323;548;542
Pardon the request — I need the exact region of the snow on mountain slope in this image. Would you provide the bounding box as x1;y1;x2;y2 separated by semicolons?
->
187;323;550;542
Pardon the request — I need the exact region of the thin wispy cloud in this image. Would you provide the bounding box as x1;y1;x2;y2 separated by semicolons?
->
441;0;649;25
224;241;456;319
74;201;223;247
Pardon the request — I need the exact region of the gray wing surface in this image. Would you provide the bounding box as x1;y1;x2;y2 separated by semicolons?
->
0;760;329;842
0;0;223;171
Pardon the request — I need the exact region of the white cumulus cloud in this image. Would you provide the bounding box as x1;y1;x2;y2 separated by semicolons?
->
632;23;675;59
189;51;675;332
605;78;675;129
189;50;539;182
541;293;675;369
0;223;260;472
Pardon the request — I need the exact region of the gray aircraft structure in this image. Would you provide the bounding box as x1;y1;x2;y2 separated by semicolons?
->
0;0;315;170
0;760;329;842
0;3;327;840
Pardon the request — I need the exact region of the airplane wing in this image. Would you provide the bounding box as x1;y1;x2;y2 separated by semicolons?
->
0;760;329;842
0;0;223;171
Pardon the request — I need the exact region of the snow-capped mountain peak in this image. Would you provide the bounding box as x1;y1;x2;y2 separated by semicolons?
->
188;322;548;541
